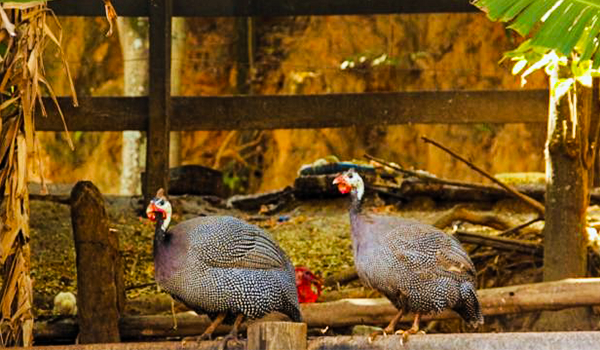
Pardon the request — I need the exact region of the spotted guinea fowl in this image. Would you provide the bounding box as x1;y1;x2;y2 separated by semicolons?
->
146;189;302;344
333;169;483;339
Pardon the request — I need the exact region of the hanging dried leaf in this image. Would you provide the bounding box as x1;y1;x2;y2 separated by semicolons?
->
0;5;15;36
0;2;76;346
103;0;118;37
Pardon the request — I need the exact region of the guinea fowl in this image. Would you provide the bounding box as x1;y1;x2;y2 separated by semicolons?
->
333;169;483;340
146;189;302;345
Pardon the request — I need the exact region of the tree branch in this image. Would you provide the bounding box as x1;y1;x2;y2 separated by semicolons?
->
421;136;545;216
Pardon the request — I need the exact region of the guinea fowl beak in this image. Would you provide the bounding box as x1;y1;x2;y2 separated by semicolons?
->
146;203;160;221
333;174;351;194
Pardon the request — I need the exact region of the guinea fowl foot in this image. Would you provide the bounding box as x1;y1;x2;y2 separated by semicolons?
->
368;310;404;343
182;313;226;344
219;314;245;350
219;333;242;350
394;313;424;344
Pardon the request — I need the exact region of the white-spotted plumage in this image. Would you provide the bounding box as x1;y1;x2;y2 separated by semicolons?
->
148;193;301;325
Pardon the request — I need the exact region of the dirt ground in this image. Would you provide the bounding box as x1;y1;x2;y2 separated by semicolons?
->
29;184;552;333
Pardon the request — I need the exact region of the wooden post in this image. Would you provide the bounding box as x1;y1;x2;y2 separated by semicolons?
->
145;0;172;204
70;181;124;343
248;322;306;350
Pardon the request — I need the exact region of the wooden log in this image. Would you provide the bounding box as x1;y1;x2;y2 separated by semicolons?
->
227;187;294;211
144;0;172;204
36;90;549;132
34;279;600;341
377;180;600;205
70;181;124;343
248;322;307;350
27;340;243;350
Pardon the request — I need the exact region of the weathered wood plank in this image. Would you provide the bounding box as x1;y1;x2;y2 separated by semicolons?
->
36;90;548;132
49;0;478;17
307;332;600;350
144;0;172;203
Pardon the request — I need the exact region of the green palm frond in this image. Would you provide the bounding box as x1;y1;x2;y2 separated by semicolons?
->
473;0;600;68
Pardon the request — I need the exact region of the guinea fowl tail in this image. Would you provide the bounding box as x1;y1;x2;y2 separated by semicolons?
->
456;282;484;328
288;305;303;323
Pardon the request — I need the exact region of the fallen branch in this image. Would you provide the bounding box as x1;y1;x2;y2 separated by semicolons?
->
421;136;545;216
34;279;600;341
454;231;542;257
365;153;501;193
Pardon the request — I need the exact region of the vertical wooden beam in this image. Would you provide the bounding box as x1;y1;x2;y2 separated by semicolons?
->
145;0;172;203
235;17;254;95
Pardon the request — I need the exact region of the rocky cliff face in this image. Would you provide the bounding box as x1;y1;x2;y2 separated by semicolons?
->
38;14;547;194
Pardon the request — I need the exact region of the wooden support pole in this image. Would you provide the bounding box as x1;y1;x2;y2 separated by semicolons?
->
145;0;172;204
70;181;124;343
248;322;307;350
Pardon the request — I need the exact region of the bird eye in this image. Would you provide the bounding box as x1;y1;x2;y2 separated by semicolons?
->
158;199;165;205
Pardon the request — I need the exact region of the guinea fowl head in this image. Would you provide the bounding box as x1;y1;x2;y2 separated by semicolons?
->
146;188;172;231
333;168;364;201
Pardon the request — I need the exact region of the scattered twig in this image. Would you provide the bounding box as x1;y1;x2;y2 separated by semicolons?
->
497;217;544;237
125;282;156;291
421;136;546;216
365;153;502;193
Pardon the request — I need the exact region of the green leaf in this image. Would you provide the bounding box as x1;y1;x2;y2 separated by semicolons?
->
473;0;600;71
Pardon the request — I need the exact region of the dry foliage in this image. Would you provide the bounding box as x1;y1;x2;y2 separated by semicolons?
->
0;3;75;346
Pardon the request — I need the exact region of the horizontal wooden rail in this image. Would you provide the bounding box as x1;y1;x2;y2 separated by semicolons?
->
49;0;478;17
36;90;548;132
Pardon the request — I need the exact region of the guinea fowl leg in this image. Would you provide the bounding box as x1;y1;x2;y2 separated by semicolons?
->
395;313;425;343
219;314;244;350
196;313;226;341
368;310;403;342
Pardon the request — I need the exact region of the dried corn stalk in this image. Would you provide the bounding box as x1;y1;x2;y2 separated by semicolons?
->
0;2;75;346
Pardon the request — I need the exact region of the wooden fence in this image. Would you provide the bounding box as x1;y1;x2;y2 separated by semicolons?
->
39;0;548;201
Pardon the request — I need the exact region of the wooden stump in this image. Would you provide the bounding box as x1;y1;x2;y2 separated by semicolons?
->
70;181;124;343
248;322;306;350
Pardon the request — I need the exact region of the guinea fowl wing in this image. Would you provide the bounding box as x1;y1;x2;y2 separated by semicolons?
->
383;217;476;281
188;216;289;270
